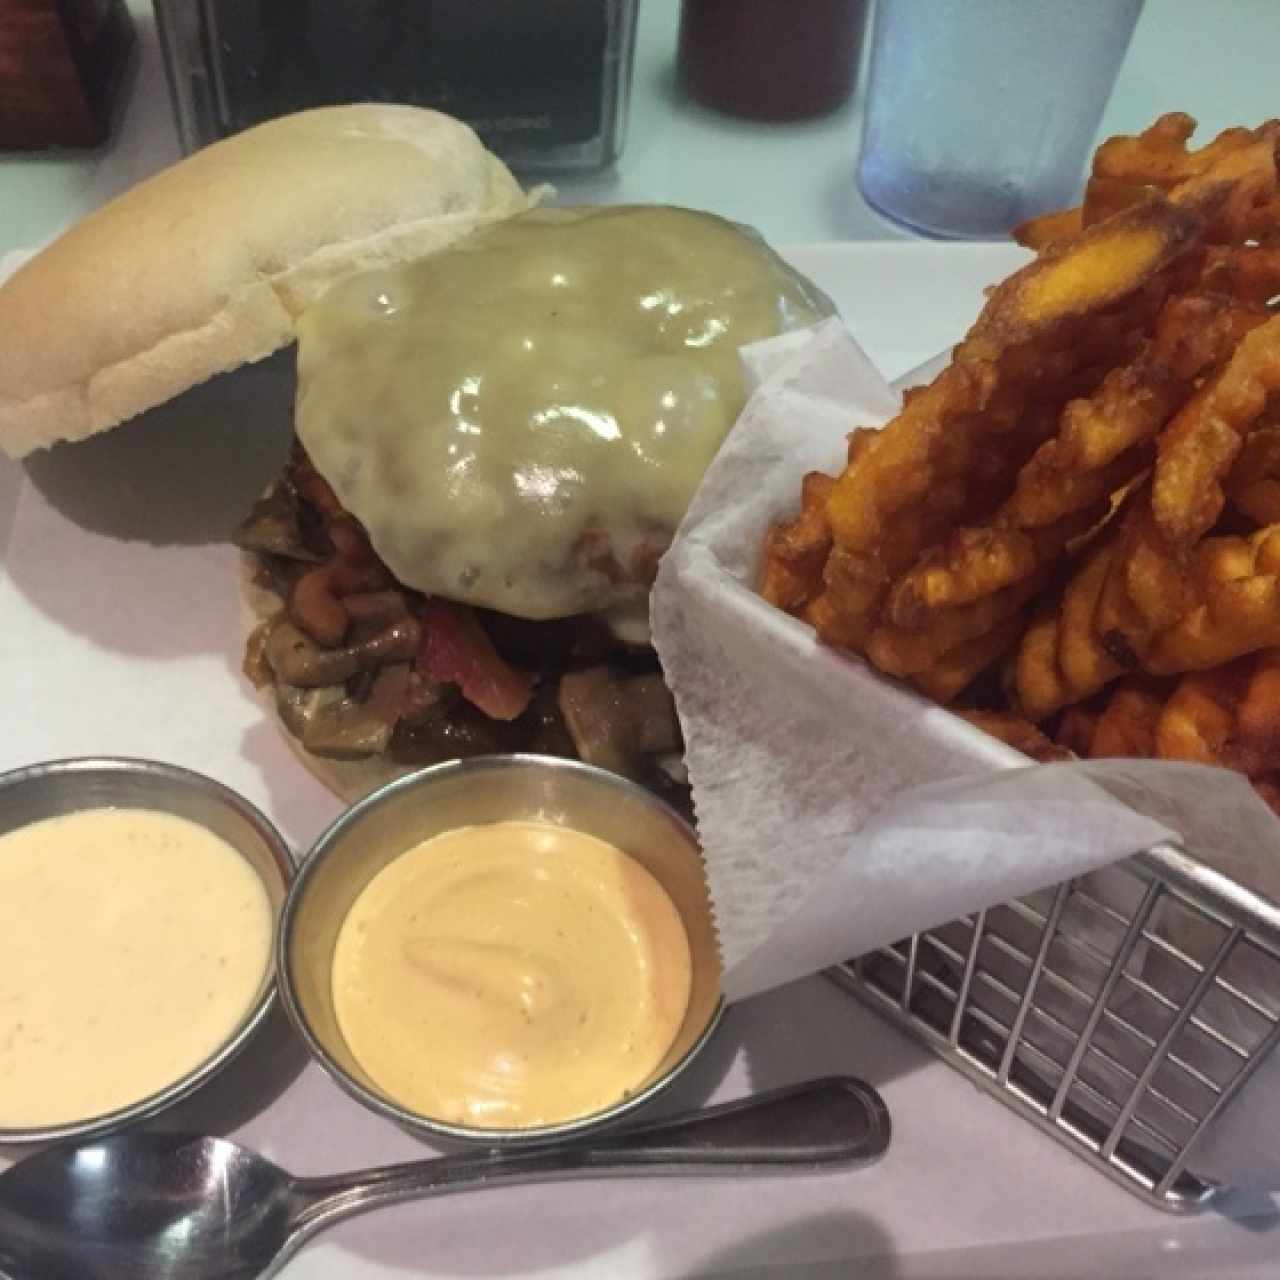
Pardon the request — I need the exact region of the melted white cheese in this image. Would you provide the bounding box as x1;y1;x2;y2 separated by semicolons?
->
295;205;828;620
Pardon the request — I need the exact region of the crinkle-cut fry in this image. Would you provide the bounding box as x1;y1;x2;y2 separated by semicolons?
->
887;500;1105;627
1251;776;1280;817
1002;440;1154;534
1093;112;1269;189
888;526;1038;622
1082;175;1162;228
771;432;877;619
1090;502;1168;663
800;590;865;651
1056;704;1099;757
1242;195;1280;245
1226;424;1280;526
1167;134;1280;245
954;708;1073;763
1145;525;1280;672
848;272;1210;637
810;388;1057;645
1153;313;1280;547
1074;116;1278;260
1005;357;1172;522
866;576;1039;678
1060;292;1264;477
1093;492;1197;673
1011;604;1068;722
1004;292;1269;531
805;545;881;650
1199;245;1280;307
1089;679;1168;758
886;289;1253;629
1154;662;1253;770
760;471;834;612
826;200;1200;553
1014;207;1084;252
817;202;1200;646
1148;577;1280;672
1198;530;1278;586
828;324;1075;561
1088;115;1280;247
910;611;1027;704
1152;655;1280;777
1150;291;1274;386
879;320;1151;569
978;199;1202;342
1238;648;1280;756
1026;486;1195;708
1058;536;1130;700
844;425;880;467
1008;506;1159;725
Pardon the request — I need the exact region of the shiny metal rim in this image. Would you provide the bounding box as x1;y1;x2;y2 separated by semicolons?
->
0;756;295;1146
277;753;724;1148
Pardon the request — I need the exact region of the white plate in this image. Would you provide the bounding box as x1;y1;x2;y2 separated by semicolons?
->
1;242;1277;1279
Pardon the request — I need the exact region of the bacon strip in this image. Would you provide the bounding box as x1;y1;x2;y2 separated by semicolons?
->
419;599;533;721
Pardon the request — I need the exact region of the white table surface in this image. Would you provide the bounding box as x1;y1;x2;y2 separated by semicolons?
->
4;5;1280;1279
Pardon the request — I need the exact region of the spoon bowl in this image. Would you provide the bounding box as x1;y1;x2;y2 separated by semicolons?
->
0;1076;890;1280
0;1134;294;1280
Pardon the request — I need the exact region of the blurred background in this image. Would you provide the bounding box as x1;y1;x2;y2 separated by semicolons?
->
1;0;1277;248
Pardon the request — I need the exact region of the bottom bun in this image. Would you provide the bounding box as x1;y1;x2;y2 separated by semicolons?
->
275;726;420;806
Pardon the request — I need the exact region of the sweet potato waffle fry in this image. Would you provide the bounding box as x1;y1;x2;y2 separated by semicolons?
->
784;202;1199;652
762;114;1280;813
1016;113;1280;246
1153;313;1280;545
1227;423;1280;524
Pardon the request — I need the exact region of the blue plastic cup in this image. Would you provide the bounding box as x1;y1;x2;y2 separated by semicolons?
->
856;0;1145;240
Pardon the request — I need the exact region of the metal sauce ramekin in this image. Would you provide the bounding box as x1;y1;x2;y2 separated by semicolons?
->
0;757;294;1146
278;753;723;1146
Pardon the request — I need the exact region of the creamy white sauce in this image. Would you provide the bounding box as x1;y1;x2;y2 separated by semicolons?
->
296;205;828;621
331;819;693;1129
0;809;273;1128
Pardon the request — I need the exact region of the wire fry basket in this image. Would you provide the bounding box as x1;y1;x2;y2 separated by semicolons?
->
831;842;1280;1211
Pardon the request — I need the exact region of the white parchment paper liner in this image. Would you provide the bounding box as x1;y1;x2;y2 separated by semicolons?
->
652;318;1280;1187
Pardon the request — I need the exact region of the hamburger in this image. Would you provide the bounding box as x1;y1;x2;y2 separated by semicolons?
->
0;106;830;803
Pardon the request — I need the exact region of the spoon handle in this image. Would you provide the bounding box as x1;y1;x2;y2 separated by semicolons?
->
293;1076;888;1230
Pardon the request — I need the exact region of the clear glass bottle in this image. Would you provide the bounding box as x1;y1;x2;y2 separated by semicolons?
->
153;0;639;173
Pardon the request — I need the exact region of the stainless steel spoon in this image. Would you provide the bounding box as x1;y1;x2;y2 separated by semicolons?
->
0;1076;889;1280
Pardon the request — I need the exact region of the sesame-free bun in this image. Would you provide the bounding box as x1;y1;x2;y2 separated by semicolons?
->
0;105;535;459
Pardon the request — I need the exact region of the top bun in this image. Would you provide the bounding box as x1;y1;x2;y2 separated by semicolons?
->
0;105;534;459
